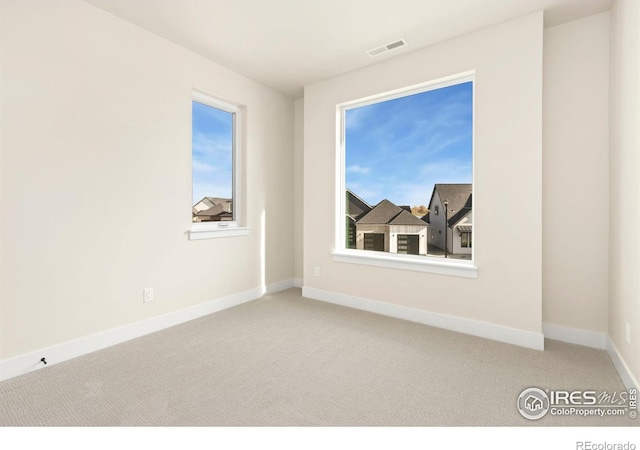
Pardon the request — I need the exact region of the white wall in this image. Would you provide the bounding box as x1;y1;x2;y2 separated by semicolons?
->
609;0;640;385
303;13;544;338
542;13;610;333
0;0;294;360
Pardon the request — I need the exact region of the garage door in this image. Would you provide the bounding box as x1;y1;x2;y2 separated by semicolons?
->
397;234;419;255
364;233;385;251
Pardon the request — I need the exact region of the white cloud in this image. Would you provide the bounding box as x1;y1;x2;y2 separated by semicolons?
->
192;132;232;159
345;106;375;131
418;158;472;177
192;160;216;172
346;164;371;175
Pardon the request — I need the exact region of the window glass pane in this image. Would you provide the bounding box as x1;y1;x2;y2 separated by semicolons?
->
192;101;234;223
344;79;473;260
346;219;357;249
460;232;473;248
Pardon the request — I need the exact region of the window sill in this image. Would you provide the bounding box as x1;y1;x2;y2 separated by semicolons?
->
332;249;478;278
189;227;250;240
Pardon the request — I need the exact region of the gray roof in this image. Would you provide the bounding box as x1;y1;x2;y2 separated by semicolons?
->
427;184;472;226
204;197;232;205
196;196;233;217
197;203;226;217
356;199;403;224
356;199;426;226
448;194;472;226
389;209;428;226
193;197;232;215
346;189;372;221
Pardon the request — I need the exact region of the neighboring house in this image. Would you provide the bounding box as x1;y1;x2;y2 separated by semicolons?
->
346;189;372;249
356;199;427;255
192;197;233;222
424;184;472;255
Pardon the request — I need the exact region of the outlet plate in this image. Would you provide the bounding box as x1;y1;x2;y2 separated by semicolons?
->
314;266;320;277
143;288;154;303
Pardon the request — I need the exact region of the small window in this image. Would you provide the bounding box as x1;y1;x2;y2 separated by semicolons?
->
434;205;439;215
346;219;357;249
190;91;247;240
461;232;472;248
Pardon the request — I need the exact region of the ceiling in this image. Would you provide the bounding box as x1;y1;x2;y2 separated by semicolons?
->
83;0;612;98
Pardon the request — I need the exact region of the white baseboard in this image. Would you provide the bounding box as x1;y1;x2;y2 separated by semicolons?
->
0;285;271;382
541;324;639;390
542;323;607;349
264;278;296;295
6;282;632;389
606;337;639;391
302;286;544;350
264;278;302;293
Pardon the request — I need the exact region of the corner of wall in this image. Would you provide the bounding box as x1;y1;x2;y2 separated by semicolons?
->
607;0;640;388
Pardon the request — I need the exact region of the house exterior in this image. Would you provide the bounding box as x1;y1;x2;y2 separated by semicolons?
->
424;184;472;256
192;197;233;222
355;199;427;255
346;189;372;249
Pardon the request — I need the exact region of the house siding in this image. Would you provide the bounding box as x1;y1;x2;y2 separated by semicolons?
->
389;224;427;255
451;211;473;255
428;191;447;250
356;225;390;251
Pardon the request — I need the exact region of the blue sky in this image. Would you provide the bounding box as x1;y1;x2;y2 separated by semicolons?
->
345;81;473;208
192;101;233;205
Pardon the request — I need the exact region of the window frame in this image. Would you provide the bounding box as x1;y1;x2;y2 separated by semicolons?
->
189;90;249;240
333;71;477;278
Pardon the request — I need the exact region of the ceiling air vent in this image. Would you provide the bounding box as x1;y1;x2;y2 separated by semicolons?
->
367;39;408;57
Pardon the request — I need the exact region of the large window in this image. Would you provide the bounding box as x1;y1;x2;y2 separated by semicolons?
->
337;73;474;274
190;91;246;240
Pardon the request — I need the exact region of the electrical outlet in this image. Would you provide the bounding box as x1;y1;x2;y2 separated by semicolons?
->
314;266;320;277
143;288;154;303
626;322;631;344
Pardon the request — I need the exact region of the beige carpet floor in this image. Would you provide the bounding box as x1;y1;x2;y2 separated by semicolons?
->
0;288;635;426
